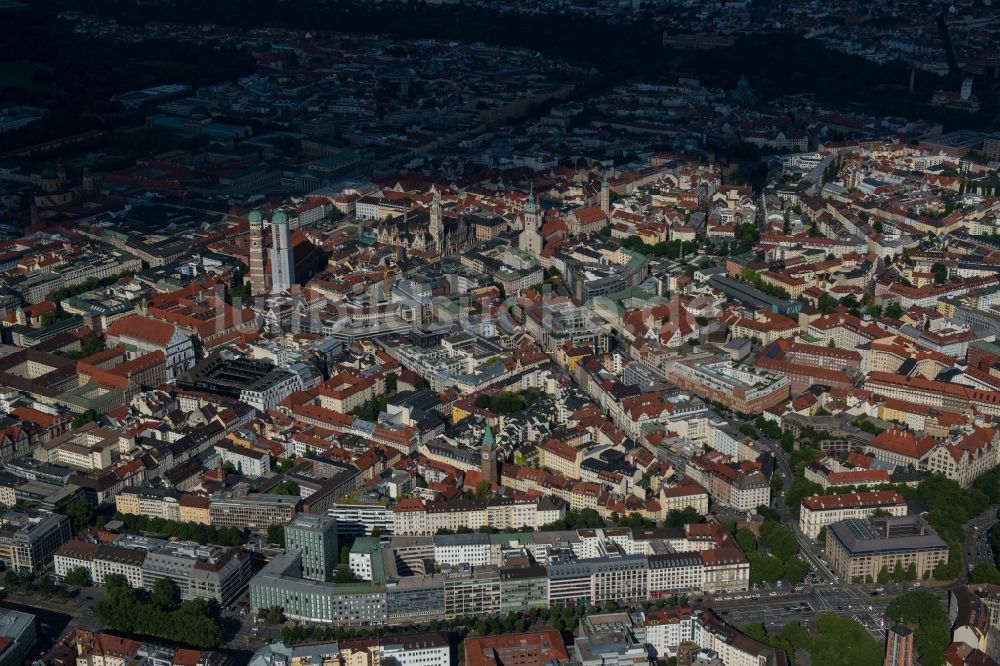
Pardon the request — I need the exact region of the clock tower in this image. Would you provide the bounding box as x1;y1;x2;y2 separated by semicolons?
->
248;210;267;296
481;424;497;486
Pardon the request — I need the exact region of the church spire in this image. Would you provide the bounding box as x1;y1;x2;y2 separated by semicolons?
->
481;423;497;485
430;190;443;254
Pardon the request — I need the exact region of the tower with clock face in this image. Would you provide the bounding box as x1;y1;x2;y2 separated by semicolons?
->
481;423;497;486
249;210;267;296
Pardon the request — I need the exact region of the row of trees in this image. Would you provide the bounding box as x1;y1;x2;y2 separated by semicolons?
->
114;512;244;547
620;235;699;260
3;569;77;598
273;595;691;647
92;575;223;648
875;562;918;584
738;267;791;300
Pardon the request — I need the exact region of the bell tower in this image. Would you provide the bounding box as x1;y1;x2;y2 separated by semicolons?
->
430;190;444;254
480;424;497;486
248;210;267;296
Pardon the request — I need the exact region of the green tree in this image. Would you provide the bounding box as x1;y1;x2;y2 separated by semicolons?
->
474;480;491;499
969;564;1000;585
65;498;98;533
64;566;90;587
72;409;101;428
735;528;757;553
3;570;19;587
37;576;55;594
759;520;799;562
785;478;824;518
267;524;285;547
877;564;890;584
748;552;785;585
105;574;129;591
782;558;809;584
151;577;180;609
662;507;706;528
887;591;951;666
386;372;398;392
810;614;883;666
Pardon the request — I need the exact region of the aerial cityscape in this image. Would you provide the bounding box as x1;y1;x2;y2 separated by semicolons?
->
0;0;999;665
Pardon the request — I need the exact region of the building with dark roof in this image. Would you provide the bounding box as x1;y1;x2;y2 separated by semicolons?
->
826;515;948;583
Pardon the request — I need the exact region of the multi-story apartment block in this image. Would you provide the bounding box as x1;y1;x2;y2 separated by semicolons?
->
33;423;127;472
668;358;790;415
391;496;564;536
115;486;181;522
179;494;211;525
641;608;695;659
799;491;908;539
685;453;770;513
464;631;570;666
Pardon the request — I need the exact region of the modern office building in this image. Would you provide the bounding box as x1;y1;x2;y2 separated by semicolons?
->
285;514;337;582
574;613;652;666
329;498;394;538
54;533;251;604
251;525;749;625
141;540;252;605
249;552;388;625
0;510;72;574
208;490;299;531
0;607;36;666
826;516;949;583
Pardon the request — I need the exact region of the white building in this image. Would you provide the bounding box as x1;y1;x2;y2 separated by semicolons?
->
214;441;271;478
106;314;195;380
642;609;696;659
433;533;492;567
380;634;451;666
799;491;908;539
